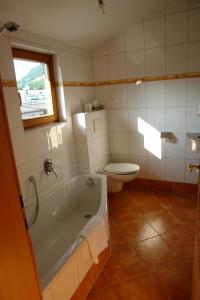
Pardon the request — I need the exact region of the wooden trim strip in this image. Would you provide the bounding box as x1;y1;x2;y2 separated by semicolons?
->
62;81;94;87
3;72;200;88
2;80;17;87
61;72;200;87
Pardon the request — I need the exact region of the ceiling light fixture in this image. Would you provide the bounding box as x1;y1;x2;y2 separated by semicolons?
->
98;0;106;14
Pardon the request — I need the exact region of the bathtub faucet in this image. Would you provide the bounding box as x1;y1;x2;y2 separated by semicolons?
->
86;177;94;187
44;158;58;177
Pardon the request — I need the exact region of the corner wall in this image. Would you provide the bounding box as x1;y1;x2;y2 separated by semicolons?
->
92;0;200;184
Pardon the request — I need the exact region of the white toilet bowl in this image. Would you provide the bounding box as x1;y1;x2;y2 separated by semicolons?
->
102;163;140;192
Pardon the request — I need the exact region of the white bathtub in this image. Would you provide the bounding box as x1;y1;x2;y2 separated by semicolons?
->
28;174;108;290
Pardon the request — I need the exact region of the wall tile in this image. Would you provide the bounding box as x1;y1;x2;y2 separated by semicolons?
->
165;133;186;158
29;156;49;193
166;79;187;107
64;87;81;114
112;154;130;163
188;42;200;72
166;107;186;132
108;33;125;54
147;156;165;180
126;50;145;77
75;142;89;169
109;53;126;80
166;12;188;45
95;86;110;109
17;163;33;202
130;133;146;156
166;158;185;182
127;83;146;108
147;107;166;131
79;86;95;109
93;56;109;81
187;78;200;107
3;87;22;128
110;109;129;133
128;108;147;132
60;52;75;81
145;47;165;76
110;85;127;109
187;107;200;132
146;81;165;107
10;127;28;166
144;17;165;49
166;44;187;74
112;133;130;155
165;0;188;14
125;22;144;51
26;126;58;161
74;55;93;82
189;8;200;41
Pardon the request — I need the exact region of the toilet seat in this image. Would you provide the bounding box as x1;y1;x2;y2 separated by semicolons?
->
104;163;140;175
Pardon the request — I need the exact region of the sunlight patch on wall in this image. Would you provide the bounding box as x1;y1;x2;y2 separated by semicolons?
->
138;117;162;159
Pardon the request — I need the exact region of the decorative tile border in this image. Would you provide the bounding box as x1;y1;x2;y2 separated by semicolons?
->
3;72;200;88
61;72;200;87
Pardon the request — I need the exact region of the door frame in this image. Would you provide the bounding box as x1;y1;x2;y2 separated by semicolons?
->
0;75;42;300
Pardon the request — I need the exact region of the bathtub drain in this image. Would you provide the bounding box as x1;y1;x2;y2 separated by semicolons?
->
84;214;92;219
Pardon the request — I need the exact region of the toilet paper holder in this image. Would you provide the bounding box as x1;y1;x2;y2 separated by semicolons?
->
160;132;177;143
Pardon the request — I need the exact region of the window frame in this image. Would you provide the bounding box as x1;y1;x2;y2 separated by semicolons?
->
12;48;59;129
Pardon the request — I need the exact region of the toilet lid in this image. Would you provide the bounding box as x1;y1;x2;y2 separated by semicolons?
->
104;163;140;175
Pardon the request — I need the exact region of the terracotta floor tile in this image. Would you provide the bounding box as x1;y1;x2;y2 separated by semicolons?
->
132;236;178;269
145;212;183;234
103;189;195;300
87;287;118;300
109;210;143;225
154;259;191;300
136;202;164;218
91;272;109;291
113;274;170;300
118;219;159;243
162;226;195;258
110;226;128;250
103;246;147;285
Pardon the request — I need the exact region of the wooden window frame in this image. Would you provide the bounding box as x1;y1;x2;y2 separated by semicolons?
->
12;48;58;129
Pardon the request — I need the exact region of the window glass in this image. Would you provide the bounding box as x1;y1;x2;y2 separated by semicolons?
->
13;59;54;120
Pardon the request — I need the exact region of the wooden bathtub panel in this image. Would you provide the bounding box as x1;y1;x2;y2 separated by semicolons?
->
52;256;79;300
43;289;54;300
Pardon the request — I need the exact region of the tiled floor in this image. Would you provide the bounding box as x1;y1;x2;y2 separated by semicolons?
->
86;188;197;300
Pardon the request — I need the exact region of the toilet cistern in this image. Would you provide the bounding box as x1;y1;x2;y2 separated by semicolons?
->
44;158;58;177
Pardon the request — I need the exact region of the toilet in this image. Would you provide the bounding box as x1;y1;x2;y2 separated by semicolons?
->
103;163;140;192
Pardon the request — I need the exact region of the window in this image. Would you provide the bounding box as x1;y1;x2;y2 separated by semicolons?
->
12;48;58;128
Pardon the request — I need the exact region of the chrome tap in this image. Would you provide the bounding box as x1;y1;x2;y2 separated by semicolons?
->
44;158;58;177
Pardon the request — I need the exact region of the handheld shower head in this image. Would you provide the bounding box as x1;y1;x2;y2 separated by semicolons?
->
0;21;19;36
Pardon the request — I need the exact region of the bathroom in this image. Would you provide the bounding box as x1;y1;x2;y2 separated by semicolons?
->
0;0;200;299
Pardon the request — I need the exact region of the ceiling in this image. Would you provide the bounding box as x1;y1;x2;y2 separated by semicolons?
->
0;0;172;50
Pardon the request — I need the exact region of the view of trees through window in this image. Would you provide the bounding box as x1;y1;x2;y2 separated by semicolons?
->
13;59;54;120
